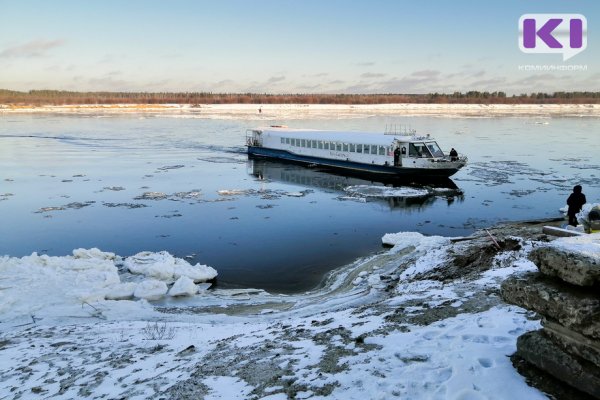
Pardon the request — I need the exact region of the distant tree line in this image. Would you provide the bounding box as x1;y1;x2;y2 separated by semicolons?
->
1;89;599;105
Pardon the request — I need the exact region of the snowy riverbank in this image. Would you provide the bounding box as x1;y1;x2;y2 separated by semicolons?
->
1;221;583;399
1;103;599;119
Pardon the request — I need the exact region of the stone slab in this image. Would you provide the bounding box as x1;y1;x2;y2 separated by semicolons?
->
517;329;600;399
501;272;600;339
529;243;600;286
543;320;600;367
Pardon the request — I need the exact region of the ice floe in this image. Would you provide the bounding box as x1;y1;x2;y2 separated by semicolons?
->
344;184;430;198
0;248;218;322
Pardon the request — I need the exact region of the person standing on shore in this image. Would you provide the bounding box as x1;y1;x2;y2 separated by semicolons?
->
567;185;586;226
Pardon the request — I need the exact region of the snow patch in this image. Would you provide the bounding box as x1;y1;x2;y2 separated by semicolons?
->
550;231;600;260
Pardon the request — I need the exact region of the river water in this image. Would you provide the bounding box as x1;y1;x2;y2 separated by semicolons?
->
1;114;599;292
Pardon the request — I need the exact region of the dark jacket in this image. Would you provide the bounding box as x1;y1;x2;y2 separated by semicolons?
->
567;188;586;216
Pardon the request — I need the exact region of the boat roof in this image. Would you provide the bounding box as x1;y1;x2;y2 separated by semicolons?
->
255;126;436;145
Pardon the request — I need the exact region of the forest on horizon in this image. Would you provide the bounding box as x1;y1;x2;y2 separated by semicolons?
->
1;89;599;105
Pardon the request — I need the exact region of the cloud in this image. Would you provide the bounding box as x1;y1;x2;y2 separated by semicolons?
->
342;82;378;93
0;39;65;58
355;62;375;67
238;76;288;92
87;76;132;90
468;77;507;88
409;70;441;78
266;75;286;84
360;72;387;79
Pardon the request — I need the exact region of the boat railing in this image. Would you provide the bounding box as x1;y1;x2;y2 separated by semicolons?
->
245;129;262;147
384;124;417;136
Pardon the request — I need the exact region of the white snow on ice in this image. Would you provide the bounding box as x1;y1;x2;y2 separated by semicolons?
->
549;231;600;260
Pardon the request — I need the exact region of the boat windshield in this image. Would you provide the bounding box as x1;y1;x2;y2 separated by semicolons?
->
409;142;433;158
425;141;444;157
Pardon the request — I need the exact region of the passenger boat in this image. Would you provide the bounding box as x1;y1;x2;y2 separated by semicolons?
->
246;126;467;178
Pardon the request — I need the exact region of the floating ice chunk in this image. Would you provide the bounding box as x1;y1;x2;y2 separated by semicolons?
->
134;279;168;300
337;196;367;203
124;252;218;283
345;185;430;198
134;191;168;200
124;251;176;280
168;276;198;297
105;282;137;300
218;189;247;196
73;247;116;260
173;262;218;282
382;231;429;248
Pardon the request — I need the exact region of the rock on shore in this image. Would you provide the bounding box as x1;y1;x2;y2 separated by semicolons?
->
502;233;600;399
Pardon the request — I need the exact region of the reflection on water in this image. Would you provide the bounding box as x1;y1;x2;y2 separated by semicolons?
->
248;159;464;210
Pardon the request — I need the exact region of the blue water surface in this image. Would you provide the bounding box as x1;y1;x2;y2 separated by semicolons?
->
1;114;599;292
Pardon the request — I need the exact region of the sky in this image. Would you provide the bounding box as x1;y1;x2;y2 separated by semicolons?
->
0;0;598;94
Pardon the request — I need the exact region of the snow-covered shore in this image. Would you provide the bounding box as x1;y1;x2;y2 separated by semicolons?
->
1;103;599;119
1;222;580;399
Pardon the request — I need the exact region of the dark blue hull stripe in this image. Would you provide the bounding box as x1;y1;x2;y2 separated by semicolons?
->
247;146;459;178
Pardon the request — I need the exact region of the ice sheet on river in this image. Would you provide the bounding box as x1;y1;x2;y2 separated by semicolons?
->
0;249;217;322
343;184;457;199
344;185;430;198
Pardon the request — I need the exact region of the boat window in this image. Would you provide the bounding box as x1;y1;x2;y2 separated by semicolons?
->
324;142;330;150
291;139;296;146
356;144;363;153
364;145;370;154
281;138;285;144
343;143;349;152
285;138;290;144
409;143;432;157
370;145;377;154
349;143;356;152
329;142;335;150
301;139;306;147
336;142;342;151
311;140;317;148
426;141;444;157
378;146;385;156
408;143;419;157
318;141;323;149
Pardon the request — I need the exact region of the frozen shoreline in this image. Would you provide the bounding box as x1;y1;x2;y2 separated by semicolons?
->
1;220;581;399
1;103;599;119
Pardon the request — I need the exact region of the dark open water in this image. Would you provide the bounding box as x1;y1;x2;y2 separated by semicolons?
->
1;114;599;293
